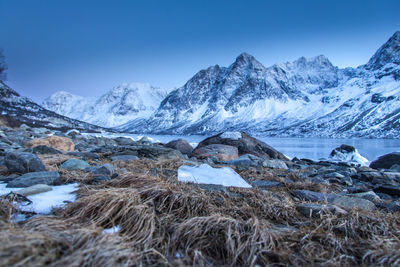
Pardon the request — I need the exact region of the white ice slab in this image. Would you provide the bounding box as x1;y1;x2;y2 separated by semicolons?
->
329;149;369;166
0;183;78;214
178;164;252;188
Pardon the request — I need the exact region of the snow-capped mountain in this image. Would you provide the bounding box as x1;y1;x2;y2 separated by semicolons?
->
0;81;106;132
43;83;171;127
118;31;400;138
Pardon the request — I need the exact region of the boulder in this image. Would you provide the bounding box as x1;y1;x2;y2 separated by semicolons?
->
251;180;285;189
329;144;368;165
165;139;193;156
195;132;288;160
113;137;135;146
109;155;139;162
67;152;99;160
87;164;115;175
191;144;239;161
7;171;60;188
296;203;347;217
5;152;46;173
370;152;400;169
373;185;400;197
32;145;62;155
15;184;53;196
262;159;288;169
59;158;90;171
25;136;75;152
386;201;400;213
331;196;376;211
228;154;263;169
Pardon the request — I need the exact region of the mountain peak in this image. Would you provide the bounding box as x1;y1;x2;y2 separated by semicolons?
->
231;52;265;70
366;31;400;70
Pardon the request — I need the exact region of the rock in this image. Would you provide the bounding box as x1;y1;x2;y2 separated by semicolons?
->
32;145;62;155
347;191;381;202
251;180;285;189
228;154;263;169
65;129;80;138
7;171;60;188
370;152;400;170
373;185;400;197
113;137;134;146
109;155;139;162
262;159;288;169
67;152;99;160
293;190;336;202
15;184;53;196
19;124;30;130
5;152;46;173
296;203;347;217
331;196;376;211
139;136;151;143
195;132;288;160
90;175;111;184
358;171;394;185
25;136;75;152
191;144;239;161
386;201;400;213
165;139;193;156
59;158;90;171
88;164;115;175
389;164;400;172
307;176;330;185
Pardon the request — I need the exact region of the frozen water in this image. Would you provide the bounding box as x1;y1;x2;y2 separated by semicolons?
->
329;149;369;166
102;226;121;234
178;164;252;188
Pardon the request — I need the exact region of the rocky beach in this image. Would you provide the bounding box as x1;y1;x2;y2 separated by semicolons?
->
1;122;400;266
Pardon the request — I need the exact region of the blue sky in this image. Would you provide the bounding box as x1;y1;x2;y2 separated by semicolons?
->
0;0;399;102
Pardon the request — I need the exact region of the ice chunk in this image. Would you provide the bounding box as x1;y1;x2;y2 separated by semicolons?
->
178;164;252;188
0;183;78;214
220;131;242;140
329;149;368;166
102;226;122;234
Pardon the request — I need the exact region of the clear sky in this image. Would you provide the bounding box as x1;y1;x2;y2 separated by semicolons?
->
0;0;399;103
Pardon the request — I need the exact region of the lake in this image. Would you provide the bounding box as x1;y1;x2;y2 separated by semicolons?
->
89;133;400;163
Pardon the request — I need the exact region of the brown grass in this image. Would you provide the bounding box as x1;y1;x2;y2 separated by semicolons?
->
0;158;399;266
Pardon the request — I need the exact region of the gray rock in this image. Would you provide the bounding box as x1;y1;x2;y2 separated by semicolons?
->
386;201;400;213
59;158;90;171
228;154;263;169
165;139;193;156
262;159;288;169
292;190;336;202
251;180;285;189
307;176;330;185
15;184;53;196
373;185;400;197
358;171;394;185
7;171;60;188
347;191;381;202
32;145;62;155
90;175;111;184
113;137;134;146
331;196;376;211
5;152;46;173
370;152;400;170
67;152;99;160
109;155;139;162
296;203;347;217
389;164;400;172
191;144;239;161
88;163;115;175
323;172;345;179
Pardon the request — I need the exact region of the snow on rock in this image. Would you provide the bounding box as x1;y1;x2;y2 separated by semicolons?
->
0;183;78;214
220;131;242;140
329;145;369;166
102;226;122;235
177;164;252;188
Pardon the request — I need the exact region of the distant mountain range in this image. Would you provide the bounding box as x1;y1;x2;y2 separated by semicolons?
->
42;83;171;127
17;31;400;138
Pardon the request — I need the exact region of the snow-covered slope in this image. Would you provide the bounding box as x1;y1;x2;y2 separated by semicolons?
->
0;82;106;131
119;31;400;138
43;83;170;127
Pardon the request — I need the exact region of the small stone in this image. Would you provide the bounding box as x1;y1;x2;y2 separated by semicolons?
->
32;145;62;155
90;175;111;184
251;180;285;189
59;158;90;171
15;184;53;196
347;191;381;202
386;201;400;213
262;159;288;169
296;203;347;217
109;155;139;162
373;185;400;197
67;152;99;160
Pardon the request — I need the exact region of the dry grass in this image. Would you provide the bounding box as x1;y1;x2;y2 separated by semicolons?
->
0;158;399;266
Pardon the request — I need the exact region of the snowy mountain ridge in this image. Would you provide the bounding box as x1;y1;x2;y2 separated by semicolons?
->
43;83;171;127
117;31;400;138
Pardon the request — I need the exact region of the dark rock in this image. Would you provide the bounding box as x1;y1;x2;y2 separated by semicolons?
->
347;191;381;202
389;164;400;172
330;144;355;157
386;201;400;213
195;132;288;160
100;144;184;160
111;173;119;179
109;155;139;162
67;152;99;160
373;185;400;197
90;175;111;184
292;190;336;202
307;176;330;185
4;152;46;173
296;203;347;217
6;171;60;188
113;137;134;146
32;145;62;155
191;144;239;161
88;163;115;175
263;159;288;169
370;152;400;169
59;158;90;171
251;180;285;189
228;154;263;169
165;139;193;156
358;171;394;185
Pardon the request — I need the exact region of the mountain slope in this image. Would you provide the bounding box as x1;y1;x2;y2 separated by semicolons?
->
43;83;171;127
119;31;400;138
0;81;106;132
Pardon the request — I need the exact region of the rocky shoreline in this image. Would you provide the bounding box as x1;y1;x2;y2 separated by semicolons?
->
1;123;400;266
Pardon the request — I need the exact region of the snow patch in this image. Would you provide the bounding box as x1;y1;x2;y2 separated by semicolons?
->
102;226;121;234
178;164;252;188
0;183;78;214
329;150;369;166
220;131;242;140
